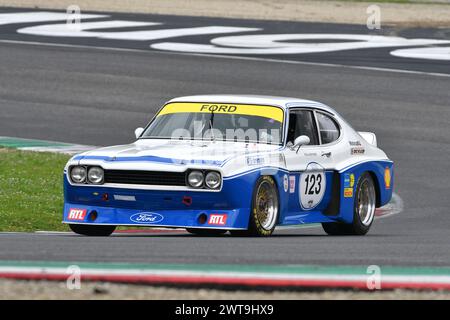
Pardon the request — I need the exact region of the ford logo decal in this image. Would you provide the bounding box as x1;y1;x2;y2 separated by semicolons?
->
130;212;164;224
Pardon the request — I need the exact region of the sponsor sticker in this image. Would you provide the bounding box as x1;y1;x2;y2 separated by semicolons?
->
200;104;237;113
289;175;296;193
208;214;227;225
349;140;362;146
351;147;365;155
344;174;350;188
283;174;289;193
130;212;164;224
68;208;87;221
344;187;354;198
344;173;355;188
303;152;318;157
246;155;265;166
384;167;391;189
113;195;136;201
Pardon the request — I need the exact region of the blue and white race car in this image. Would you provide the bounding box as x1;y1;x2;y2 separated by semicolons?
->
63;95;393;236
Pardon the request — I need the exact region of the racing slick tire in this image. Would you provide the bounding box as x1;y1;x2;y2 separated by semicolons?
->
231;176;279;237
69;224;116;236
322;172;376;236
186;228;227;236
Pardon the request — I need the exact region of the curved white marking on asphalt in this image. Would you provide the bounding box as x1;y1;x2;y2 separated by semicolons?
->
1;39;449;78
391;47;450;61
151;34;450;55
18;21;259;41
18;20;159;38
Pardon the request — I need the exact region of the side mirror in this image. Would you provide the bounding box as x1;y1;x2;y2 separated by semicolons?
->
134;127;144;139
293;135;310;153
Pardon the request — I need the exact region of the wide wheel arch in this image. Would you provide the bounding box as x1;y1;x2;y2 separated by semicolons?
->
261;174;283;225
232;174;281;237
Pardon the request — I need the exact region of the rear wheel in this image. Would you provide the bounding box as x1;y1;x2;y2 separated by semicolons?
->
186;228;227;236
322;172;376;236
232;176;279;237
69;224;116;236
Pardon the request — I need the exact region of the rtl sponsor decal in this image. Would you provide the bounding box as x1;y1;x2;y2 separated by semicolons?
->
208;214;227;225
68;209;87;221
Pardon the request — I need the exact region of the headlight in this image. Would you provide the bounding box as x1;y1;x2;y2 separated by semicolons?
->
187;171;204;188
88;166;104;184
205;171;221;189
70;166;87;183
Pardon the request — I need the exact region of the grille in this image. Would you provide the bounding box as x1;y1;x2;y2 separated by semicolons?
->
104;170;186;186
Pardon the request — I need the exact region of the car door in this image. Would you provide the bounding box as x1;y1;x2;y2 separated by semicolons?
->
283;109;337;218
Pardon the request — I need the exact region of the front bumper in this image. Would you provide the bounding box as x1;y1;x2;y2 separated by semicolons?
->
62;203;247;229
62;176;254;229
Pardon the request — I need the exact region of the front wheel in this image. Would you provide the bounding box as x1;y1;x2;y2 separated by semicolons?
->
322;172;376;236
69;224;116;236
232;176;279;237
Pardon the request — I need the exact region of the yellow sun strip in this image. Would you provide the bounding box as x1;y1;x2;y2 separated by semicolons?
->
157;102;284;123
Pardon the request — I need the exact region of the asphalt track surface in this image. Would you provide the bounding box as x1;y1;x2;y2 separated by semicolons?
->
0;9;449;267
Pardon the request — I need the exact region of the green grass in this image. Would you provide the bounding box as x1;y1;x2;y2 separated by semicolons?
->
0;148;71;232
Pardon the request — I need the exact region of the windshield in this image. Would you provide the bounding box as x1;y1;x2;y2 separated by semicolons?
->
141;102;284;145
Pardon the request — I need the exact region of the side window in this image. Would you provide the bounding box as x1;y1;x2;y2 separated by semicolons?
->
316;112;340;144
287;110;319;146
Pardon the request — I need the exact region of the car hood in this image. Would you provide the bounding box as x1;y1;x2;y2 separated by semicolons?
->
76;139;282;167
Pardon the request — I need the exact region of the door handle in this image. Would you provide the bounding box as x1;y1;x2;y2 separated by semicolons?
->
321;152;331;158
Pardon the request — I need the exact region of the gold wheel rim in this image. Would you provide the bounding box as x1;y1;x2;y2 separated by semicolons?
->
255;180;278;230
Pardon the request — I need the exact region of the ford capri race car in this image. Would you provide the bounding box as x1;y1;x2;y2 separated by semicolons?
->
63;95;393;237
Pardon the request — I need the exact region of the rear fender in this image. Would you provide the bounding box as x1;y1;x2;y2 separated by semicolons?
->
337;160;394;223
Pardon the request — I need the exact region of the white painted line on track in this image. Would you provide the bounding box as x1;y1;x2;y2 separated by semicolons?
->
0;232;29;235
0;135;97;155
19;145;96;155
1;39;450;78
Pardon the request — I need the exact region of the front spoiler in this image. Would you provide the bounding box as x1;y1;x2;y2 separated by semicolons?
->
62;203;249;229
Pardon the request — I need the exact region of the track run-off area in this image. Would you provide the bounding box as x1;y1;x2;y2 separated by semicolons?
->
0;8;449;290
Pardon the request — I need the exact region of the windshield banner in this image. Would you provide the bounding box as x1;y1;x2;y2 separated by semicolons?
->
157;102;284;123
